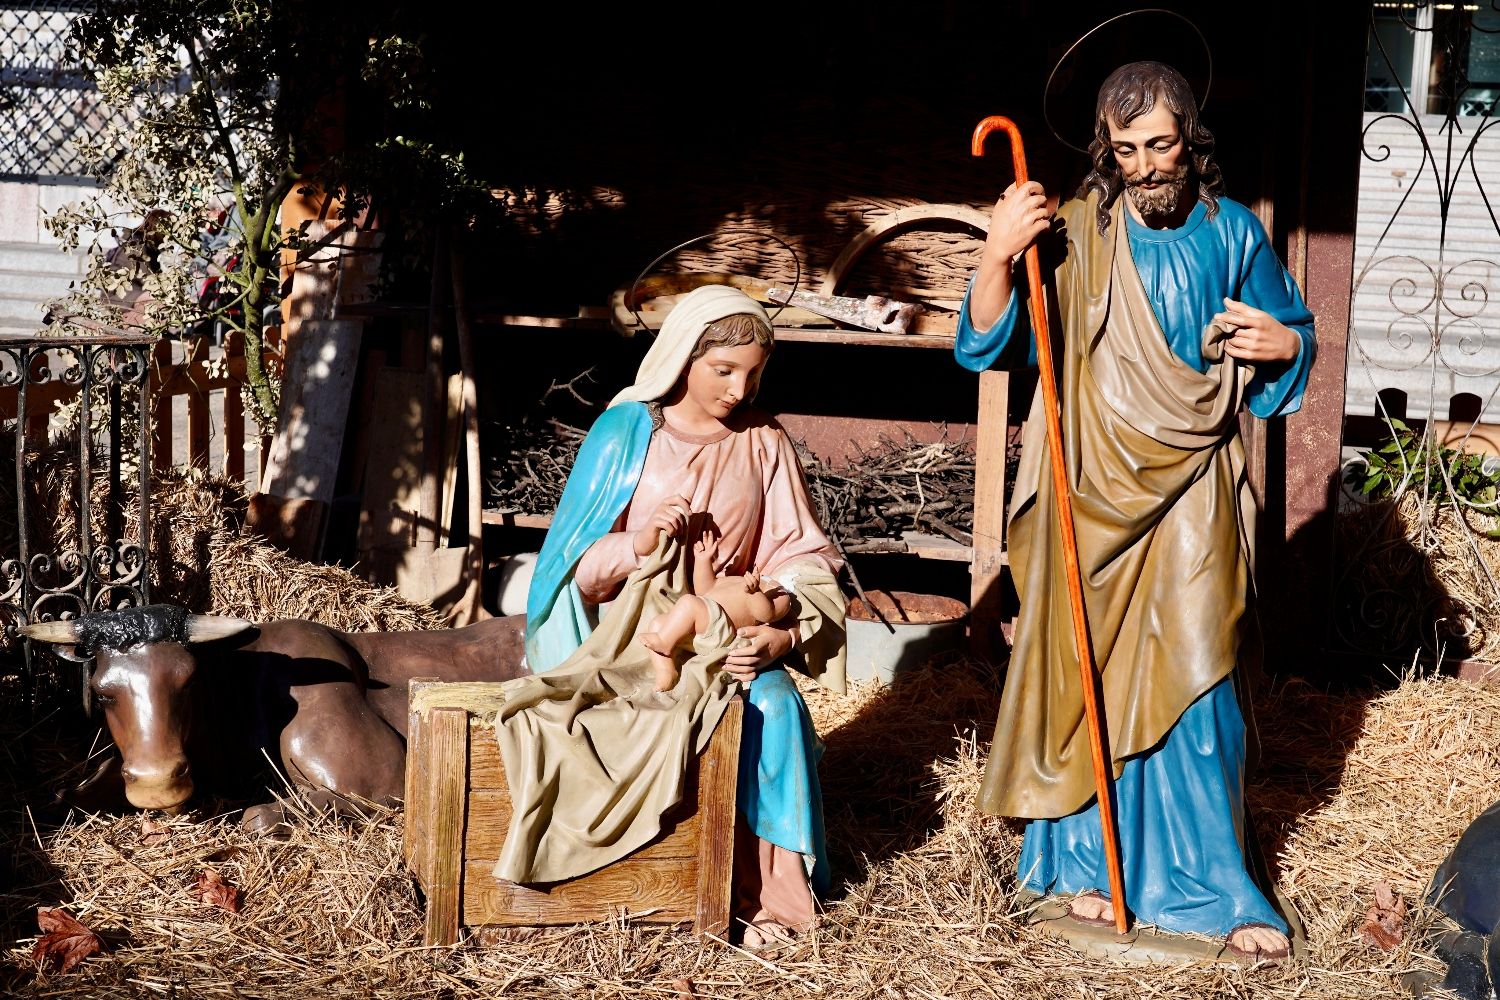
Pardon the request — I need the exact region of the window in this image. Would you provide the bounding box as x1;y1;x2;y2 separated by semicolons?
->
1364;3;1500;117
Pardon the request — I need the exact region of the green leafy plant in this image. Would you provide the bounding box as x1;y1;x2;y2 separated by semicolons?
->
45;1;498;433
1345;419;1500;508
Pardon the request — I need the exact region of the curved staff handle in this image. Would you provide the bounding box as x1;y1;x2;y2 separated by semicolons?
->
971;115;1129;936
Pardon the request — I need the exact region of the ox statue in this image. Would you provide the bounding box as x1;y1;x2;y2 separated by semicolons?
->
23;604;529;832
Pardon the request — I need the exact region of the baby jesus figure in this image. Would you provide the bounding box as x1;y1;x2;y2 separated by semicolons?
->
639;526;791;692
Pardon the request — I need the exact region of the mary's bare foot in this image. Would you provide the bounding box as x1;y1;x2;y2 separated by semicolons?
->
1067;891;1115;927
1226;923;1290;961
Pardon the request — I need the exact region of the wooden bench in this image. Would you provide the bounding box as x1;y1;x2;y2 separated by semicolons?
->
403;679;743;944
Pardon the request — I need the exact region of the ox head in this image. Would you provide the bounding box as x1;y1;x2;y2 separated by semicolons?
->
23;605;254;813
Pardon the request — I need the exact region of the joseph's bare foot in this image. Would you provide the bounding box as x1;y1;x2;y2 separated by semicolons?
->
1226;923;1290;961
1067;891;1114;926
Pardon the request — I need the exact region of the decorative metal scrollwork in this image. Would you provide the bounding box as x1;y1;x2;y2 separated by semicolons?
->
0;332;155;700
1339;2;1500;662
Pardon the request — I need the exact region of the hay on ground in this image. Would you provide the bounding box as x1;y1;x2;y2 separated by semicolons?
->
1;654;1494;999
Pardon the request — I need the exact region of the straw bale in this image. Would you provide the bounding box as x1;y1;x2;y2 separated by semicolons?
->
0;440;446;640
3;654;1493;998
1337;493;1500;663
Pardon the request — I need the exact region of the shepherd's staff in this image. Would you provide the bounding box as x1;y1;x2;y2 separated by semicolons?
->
971;116;1128;935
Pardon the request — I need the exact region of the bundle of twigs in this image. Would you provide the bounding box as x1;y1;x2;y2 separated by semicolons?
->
483;421;979;554
482;417;586;517
798;433;976;553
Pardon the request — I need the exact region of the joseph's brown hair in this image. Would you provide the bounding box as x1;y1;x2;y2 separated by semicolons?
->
1081;60;1224;236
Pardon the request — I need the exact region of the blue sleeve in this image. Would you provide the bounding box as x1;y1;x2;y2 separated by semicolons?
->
524;402;652;671
1238;227;1317;419
954;274;1036;372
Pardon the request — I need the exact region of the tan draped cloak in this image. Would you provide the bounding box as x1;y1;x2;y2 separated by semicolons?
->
979;192;1258;820
494;413;846;884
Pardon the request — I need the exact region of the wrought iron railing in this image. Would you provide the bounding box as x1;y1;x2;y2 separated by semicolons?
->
0;331;153;698
1339;2;1500;662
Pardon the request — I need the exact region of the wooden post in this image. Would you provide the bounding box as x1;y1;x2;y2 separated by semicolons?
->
223;331;246;483
970;369;1009;657
185;336;209;469
404;676;441;874
420;705;468;946
151;337;173;473
693;697;742;939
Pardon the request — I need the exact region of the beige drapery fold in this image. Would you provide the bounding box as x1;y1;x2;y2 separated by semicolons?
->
980;194;1258;820
492;532;843;884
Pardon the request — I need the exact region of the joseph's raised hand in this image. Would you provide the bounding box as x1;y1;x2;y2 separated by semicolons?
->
1215;298;1301;363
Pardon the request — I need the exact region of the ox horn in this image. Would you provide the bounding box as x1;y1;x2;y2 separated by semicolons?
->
20;619;82;644
184;614;255;642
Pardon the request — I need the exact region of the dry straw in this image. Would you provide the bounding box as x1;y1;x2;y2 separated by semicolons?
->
1337;492;1500;663
2;653;1493;998
0;452;1491;998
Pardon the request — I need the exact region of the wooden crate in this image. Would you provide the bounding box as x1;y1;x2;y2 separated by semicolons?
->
404;679;743;944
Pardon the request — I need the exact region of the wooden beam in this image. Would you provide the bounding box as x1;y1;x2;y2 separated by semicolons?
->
970;369;1009;658
421;706;468;947
694;698;741;939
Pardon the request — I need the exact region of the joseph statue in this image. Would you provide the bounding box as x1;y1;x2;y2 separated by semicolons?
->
955;61;1316;961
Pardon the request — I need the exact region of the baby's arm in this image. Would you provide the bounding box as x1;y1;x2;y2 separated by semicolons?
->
690;525;720;596
743;573;791;625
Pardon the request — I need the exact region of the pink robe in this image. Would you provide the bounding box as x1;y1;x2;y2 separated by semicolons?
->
576;414;840;601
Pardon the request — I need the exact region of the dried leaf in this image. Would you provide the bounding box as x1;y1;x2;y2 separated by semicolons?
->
672;979;698;999
1358;880;1407;951
31;907;102;974
193;869;242;913
139;816;170;846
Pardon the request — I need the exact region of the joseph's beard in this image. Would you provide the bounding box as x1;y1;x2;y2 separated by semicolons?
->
1125;168;1191;217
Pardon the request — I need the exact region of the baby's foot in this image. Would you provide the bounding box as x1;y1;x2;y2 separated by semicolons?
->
650;657;680;692
640;635;681;692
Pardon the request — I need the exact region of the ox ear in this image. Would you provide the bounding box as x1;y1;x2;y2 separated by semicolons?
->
20;620;82;644
184;614;254;643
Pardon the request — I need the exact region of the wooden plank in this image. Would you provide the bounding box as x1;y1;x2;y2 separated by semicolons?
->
344;346;387;500
403;677;442;875
901;530;975;563
258;317;364;500
422;706;468;946
187;391;210;470
355;367;426;568
694;698;741;939
463;788;701;864
467;722;505;789
970;369;1009;658
480;511;553;529
224;380;245;483
462;858;697;927
767;326;956;349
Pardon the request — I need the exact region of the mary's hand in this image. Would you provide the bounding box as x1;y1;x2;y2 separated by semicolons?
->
633;495;693;557
724;624;798;684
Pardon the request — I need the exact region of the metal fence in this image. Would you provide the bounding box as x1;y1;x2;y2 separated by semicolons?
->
0;1;115;182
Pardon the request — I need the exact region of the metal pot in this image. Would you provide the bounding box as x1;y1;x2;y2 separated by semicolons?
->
845;590;968;685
